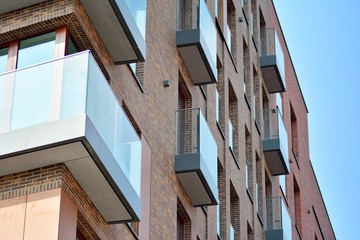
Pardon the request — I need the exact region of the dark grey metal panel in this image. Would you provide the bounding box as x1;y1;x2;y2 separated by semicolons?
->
84;116;141;222
0;0;44;14
263;138;281;152
263;139;289;175
265;229;284;240
260;55;286;93
108;0;146;63
198;153;218;205
174;152;201;172
79;0;146;64
176;29;217;85
174;153;218;206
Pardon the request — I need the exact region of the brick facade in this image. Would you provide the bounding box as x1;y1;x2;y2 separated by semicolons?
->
0;0;335;239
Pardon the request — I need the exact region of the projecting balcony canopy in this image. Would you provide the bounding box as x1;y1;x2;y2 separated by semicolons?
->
260;28;286;93
262;108;289;175
0;0;146;64
265;197;292;240
176;0;217;85
0;51;142;223
175;108;218;206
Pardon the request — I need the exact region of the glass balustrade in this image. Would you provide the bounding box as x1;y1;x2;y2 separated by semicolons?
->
0;51;142;196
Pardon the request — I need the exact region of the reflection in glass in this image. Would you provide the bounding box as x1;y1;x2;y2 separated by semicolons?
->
11;32;56;130
125;0;147;39
60;53;88;119
199;0;216;66
229;119;234;150
1;51;142;197
67;37;78;55
17;32;56;69
10;63;53;130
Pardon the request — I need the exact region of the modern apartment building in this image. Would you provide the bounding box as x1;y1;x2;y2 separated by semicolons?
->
0;0;335;239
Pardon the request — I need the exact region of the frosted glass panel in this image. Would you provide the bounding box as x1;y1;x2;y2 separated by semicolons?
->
10;63;53;130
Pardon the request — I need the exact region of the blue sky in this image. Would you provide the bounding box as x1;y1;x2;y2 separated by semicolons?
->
273;0;360;239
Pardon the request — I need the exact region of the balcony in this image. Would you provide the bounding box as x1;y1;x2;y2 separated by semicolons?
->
0;51;141;223
175;108;218;206
262;108;289;175
176;0;217;85
266;197;292;240
0;0;146;64
260;28;286;93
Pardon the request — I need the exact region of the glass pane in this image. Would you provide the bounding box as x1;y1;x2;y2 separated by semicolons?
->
114;104;142;195
125;0;147;39
229;119;233;150
0;47;8;73
86;55;142;196
67;37;78;55
60;53;88;119
17;32;56;69
199;0;216;65
199;110;217;186
10;62;53;130
0;48;8;124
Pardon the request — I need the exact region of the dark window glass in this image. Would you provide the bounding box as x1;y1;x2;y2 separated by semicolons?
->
0;47;8;73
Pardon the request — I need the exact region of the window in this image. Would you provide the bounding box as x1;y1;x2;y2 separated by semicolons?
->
290;103;299;161
216;90;220;123
226;0;236;56
259;8;266;55
17;32;56;69
243;39;250;105
245;159;249;189
294;176;302;234
176;0;188;31
279;174;286;197
2;29;78;131
230;223;235;240
217;204;221;237
255;154;263;219
129;222;139;236
67;37;78;55
177;200;191;240
247;222;253;240
252;66;259;126
11;32;57;130
129;62;145;88
0;47;8;73
228;81;238;162
76;229;86;240
245;127;253;196
177;213;185;240
230;183;239;240
229;119;234;151
250;1;258;48
214;0;218;18
1;28;78;73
